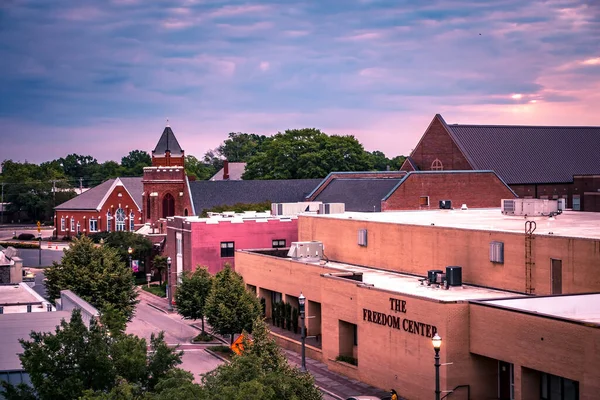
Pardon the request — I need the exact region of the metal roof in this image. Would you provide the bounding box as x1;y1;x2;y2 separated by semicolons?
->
152;126;184;156
443;118;600;184
313;178;403;212
189;179;322;214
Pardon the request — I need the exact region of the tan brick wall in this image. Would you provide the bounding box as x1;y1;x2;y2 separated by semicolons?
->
470;303;600;400
299;216;600;295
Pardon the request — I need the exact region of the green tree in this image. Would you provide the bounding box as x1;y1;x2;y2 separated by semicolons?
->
152;255;167;286
175;267;213;332
184;155;216;181
0;309;183;400
242;128;372;179
204;265;261;345
44;236;139;320
103;231;153;270
121;150;152;177
217;132;268;162
200;318;322;400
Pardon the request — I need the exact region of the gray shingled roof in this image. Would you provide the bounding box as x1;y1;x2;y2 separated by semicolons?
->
55;177;143;211
313;178;402;212
444;120;600;184
152;126;184;156
210;163;247;181
189;179;322;214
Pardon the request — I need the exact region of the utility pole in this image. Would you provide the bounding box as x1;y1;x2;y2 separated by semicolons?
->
51;180;57;208
79;177;83;194
1;182;4;225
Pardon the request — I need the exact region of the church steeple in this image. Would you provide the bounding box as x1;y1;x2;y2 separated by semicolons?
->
151;123;185;167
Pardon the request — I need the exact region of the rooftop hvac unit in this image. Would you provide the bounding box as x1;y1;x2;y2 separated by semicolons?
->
427;269;443;284
501;199;560;216
445;266;462;286
272;202;322;216
439;200;452;210
287;241;323;262
557;198;566;211
319;203;345;214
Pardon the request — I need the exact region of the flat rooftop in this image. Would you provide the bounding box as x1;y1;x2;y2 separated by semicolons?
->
170;211;296;224
318;260;519;302
482;294;600;325
310;209;600;239
0;284;42;305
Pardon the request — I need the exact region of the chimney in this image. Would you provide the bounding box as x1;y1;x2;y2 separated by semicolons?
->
223;160;229;180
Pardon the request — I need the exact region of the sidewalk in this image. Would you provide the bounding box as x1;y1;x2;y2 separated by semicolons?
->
137;289;395;400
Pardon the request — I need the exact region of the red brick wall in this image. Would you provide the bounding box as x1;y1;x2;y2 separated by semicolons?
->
409;116;473;172
151;153;184;167
382;172;516;211
142;167;193;228
307;171;406;201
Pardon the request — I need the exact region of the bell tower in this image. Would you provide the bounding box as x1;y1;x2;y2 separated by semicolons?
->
142;123;193;232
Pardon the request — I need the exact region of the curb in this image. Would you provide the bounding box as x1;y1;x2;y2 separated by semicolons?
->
204;348;231;363
146;302;168;314
318;386;344;400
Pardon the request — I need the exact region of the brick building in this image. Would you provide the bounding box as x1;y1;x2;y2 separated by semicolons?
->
402;114;600;211
236;208;600;399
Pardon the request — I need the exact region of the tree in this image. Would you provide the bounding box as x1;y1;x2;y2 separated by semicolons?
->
184;155;216;181
152;255;167;286
204;265;261;345
217;132;268;162
121;150;152;176
44;236;139;320
0;309;184;400
175;267;213;333
242;129;372;180
199;318;322;400
103;231;153;270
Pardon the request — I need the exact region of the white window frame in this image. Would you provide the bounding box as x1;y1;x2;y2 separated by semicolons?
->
107;211;112;232
61;217;65;231
89;218;97;232
76;222;81;234
70;218;75;232
129;211;135;231
176;233;183;256
115;208;125;232
431;158;444;171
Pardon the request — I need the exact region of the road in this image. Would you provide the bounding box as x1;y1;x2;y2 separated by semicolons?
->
17;247;65;268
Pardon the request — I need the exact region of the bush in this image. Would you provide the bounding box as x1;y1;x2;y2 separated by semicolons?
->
87;231;111;244
0;241;40;249
17;233;36;241
142;284;166;298
336;355;358;366
209;345;233;354
192;332;214;342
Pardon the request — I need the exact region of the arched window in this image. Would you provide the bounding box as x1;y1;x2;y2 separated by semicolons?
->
162;193;175;218
146;195;151;219
107;211;112;232
431;158;444;171
115;208;126;231
130;211;135;231
184;208;188;216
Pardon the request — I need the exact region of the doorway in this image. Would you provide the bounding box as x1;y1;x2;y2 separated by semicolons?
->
499;361;514;400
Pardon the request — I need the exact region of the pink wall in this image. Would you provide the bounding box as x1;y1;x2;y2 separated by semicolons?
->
186;219;298;275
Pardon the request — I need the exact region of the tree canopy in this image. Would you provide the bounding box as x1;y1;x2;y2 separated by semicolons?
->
0;310;184;400
175;267;213;333
204;265;261;345
44;236;139;320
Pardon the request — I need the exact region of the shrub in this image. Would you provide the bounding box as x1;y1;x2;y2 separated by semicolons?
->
0;242;40;249
192;332;214;342
17;233;36;241
142;284;166;298
336;355;358;366
209;345;233;354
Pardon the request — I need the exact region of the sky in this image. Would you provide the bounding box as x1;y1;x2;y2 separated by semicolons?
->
1;0;599;164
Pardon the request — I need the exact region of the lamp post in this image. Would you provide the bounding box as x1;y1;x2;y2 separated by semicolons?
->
432;333;442;400
298;292;306;372
166;256;173;311
38;232;42;266
127;246;133;270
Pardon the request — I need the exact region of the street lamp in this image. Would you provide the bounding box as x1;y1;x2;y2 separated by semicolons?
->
127;247;133;271
299;292;306;372
38;232;42;266
166;256;173;311
432;333;442;400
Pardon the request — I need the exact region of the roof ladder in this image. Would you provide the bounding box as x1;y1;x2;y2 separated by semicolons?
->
525;221;536;294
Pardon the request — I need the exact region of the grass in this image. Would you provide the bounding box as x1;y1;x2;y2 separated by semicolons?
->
193;332;215;342
335;355;358;366
208;345;234;361
142;284;166;298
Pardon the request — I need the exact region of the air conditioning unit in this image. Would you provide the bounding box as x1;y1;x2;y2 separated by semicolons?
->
501;199;560;216
287;241;323;262
439;200;452;209
272;202;322;216
557;198;566;211
319;203;345;214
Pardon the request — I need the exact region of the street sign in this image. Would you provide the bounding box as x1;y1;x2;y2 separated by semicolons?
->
37;221;41;233
231;333;252;355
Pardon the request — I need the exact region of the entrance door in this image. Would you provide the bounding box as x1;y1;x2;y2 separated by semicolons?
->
551;259;562;295
499;361;514;400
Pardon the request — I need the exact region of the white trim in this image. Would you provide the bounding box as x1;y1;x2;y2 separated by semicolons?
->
118;179;143;211
96;178;142;212
185;175;196;216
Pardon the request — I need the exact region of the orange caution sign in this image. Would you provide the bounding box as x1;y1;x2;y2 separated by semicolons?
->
231;333;252;355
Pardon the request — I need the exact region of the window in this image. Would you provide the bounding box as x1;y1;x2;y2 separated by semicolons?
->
220;241;235;257
89;218;98;232
61;217;65;231
431;158;443;171
489;241;504;263
419;196;430;207
115;208;126;232
272;239;286;248
184;208;188;216
130;211;135;231
107;211;112;232
541;373;579;400
551;259;562;295
353;324;358;346
176;233;182;256
572;195;581;211
358;229;368;246
70;218;75;232
146;195;151;219
162;193;175;218
76;222;81;234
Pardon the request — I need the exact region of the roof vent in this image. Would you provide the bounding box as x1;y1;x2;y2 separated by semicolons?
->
461;204;468;210
439;200;452;210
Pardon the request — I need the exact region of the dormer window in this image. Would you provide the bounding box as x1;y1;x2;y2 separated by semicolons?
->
431;158;443;171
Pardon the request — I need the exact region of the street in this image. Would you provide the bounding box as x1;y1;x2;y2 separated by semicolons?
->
17;247;65;268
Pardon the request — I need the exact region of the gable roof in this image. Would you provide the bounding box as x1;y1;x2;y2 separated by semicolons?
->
189;179;322;214
210;163;247;181
438;114;600;184
313;178;403;212
55;177;143;211
153;126;184;156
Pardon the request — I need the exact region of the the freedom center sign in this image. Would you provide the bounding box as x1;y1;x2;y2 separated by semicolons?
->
363;297;438;338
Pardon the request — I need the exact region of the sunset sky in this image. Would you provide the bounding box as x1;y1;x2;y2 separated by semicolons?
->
1;0;599;163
